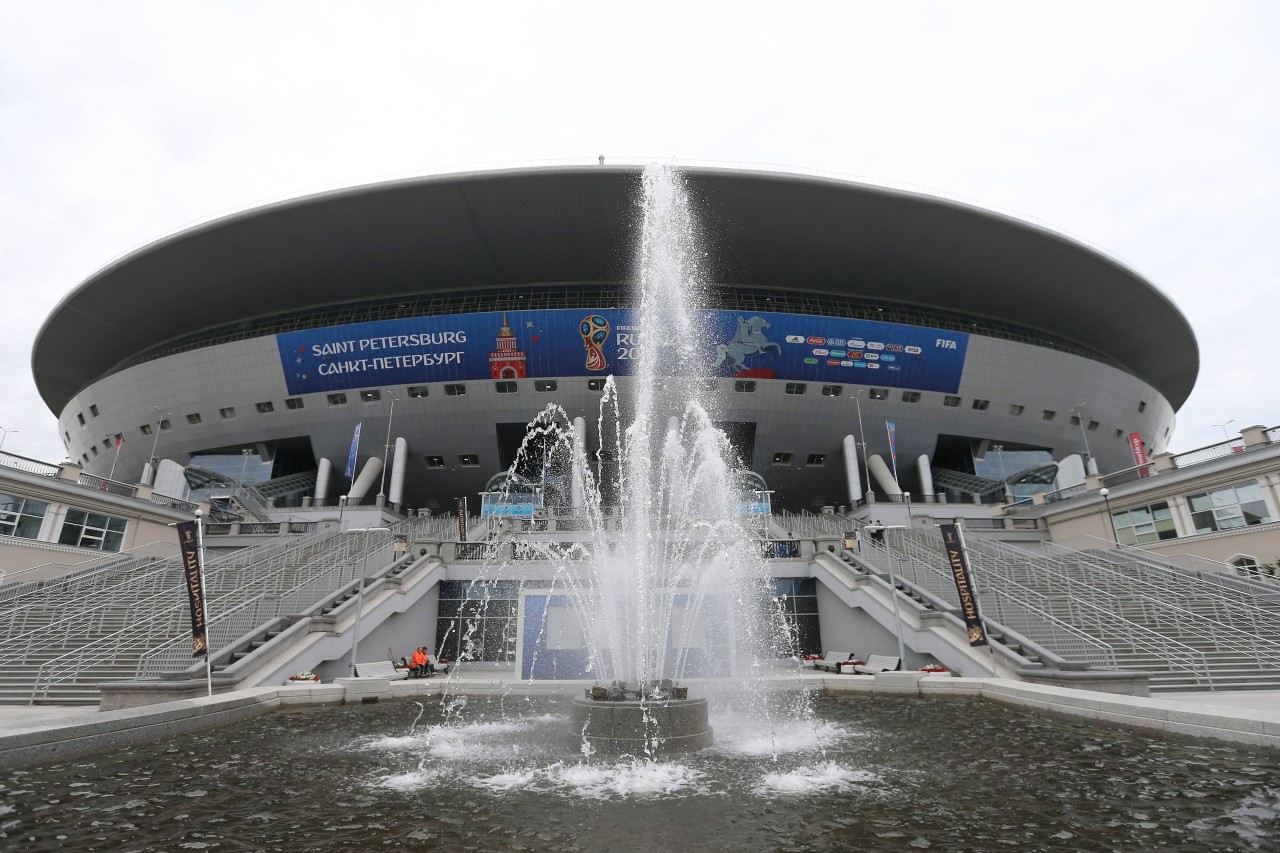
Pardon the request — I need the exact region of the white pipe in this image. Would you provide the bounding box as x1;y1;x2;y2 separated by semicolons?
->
314;458;332;502
867;454;902;497
572;416;587;512
916;454;934;497
389;438;408;505
348;457;383;499
842;434;864;504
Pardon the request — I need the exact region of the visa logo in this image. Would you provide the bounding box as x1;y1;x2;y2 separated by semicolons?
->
786;335;805;344
905;345;922;355
936;339;957;349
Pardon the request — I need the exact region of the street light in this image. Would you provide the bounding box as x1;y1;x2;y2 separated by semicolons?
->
377;391;399;504
1099;487;1120;547
0;426;17;454
1211;420;1235;442
145;407;170;485
348;526;391;677
990;444;1009;501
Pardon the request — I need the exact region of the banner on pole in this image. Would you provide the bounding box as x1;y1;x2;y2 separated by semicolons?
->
344;423;362;479
175;520;208;657
456;496;467;542
939;523;988;647
1128;432;1151;478
886;420;900;485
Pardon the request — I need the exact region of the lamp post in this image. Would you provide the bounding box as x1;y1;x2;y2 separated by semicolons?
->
1211;420;1235;442
885;526;909;666
991;444;1009;501
1099;487;1120;547
853;389;872;501
0;426;17;454
377;392;398;505
337;494;348;532
348;526;391;677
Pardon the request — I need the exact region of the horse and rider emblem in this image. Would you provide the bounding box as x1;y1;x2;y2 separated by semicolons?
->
712;315;781;376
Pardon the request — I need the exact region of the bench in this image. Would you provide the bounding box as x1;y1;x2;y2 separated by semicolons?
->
851;654;901;675
353;660;409;680
812;651;856;673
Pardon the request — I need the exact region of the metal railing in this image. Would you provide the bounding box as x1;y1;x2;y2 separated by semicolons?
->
0;452;61;477
76;473;138;498
1171;438;1246;468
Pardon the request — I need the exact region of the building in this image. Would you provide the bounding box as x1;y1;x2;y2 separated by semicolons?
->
32;163;1199;514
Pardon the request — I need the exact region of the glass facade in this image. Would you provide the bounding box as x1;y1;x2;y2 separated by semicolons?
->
1111;500;1177;545
1188;481;1271;534
58;509;126;552
0;493;49;540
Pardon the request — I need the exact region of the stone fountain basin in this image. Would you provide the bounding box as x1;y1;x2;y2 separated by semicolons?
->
568;696;714;755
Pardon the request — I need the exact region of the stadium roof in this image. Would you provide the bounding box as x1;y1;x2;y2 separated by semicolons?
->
33;164;1199;412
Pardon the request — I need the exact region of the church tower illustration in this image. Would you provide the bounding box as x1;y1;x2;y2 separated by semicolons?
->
488;312;528;379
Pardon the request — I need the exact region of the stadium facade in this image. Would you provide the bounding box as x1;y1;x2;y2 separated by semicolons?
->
32;164;1199;512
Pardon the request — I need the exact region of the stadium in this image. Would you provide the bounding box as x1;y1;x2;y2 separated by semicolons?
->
33;163;1198;513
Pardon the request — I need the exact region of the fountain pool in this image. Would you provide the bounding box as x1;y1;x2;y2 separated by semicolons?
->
3;693;1278;850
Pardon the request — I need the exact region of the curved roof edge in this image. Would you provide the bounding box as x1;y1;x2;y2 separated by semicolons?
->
32;163;1200;413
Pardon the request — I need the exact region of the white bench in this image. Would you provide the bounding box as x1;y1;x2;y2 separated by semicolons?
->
812;651;855;673
353;660;409;680
851;654;900;675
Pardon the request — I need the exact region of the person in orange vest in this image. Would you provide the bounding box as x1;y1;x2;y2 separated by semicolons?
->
410;647;428;677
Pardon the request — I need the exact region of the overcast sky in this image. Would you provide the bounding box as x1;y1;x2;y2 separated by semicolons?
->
1;2;1277;465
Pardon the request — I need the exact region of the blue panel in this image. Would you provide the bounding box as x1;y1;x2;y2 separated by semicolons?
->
276;309;969;395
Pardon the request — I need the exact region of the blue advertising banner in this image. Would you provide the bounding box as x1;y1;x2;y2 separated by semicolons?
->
276;308;968;396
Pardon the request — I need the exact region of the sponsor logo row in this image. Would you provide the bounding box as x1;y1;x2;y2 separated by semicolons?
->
785;334;928;354
801;357;902;371
810;349;897;361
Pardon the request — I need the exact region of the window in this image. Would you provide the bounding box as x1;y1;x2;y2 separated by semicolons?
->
0;493;48;540
89;405;99;417
327;393;347;406
735;380;757;393
1069;415;1081;427
160;419;172;431
186;413;202;425
869;388;888;400
407;386;429;399
535;380;557;392
772;453;793;465
445;384;467;396
806;454;826;466
943;396;961;408
76;413;85;426
90;446;98;457
1111;500;1178;545
1009;404;1024;416
219;407;236;419
1114;429;1124;440
286;397;305;410
1230;556;1260;577
102;438;112;450
139;424;153;436
425;455;445;468
1138;401;1148;413
1042;410;1056;421
821;385;841;397
58;509;127;552
1087;420;1099;431
785;383;807;395
256;401;275;414
972;399;990;411
901;391;920;403
587;378;606;391
459;454;480;467
496;381;518;394
1187;481;1272;534
360;390;381;403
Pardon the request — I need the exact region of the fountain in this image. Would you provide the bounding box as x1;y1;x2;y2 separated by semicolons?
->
470;164;794;756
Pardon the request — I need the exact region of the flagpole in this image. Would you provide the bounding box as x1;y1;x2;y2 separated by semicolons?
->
195;509;213;697
885;421;900;489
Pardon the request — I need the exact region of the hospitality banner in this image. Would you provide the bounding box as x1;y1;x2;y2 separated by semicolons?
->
175;520;208;657
939;523;988;647
456;497;467;542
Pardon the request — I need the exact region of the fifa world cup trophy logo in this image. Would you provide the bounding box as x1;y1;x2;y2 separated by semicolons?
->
580;314;610;371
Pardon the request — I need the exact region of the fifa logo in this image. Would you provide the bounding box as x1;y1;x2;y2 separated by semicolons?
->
580;315;610;371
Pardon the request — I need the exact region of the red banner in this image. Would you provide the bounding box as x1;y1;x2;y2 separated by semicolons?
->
1128;432;1150;478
